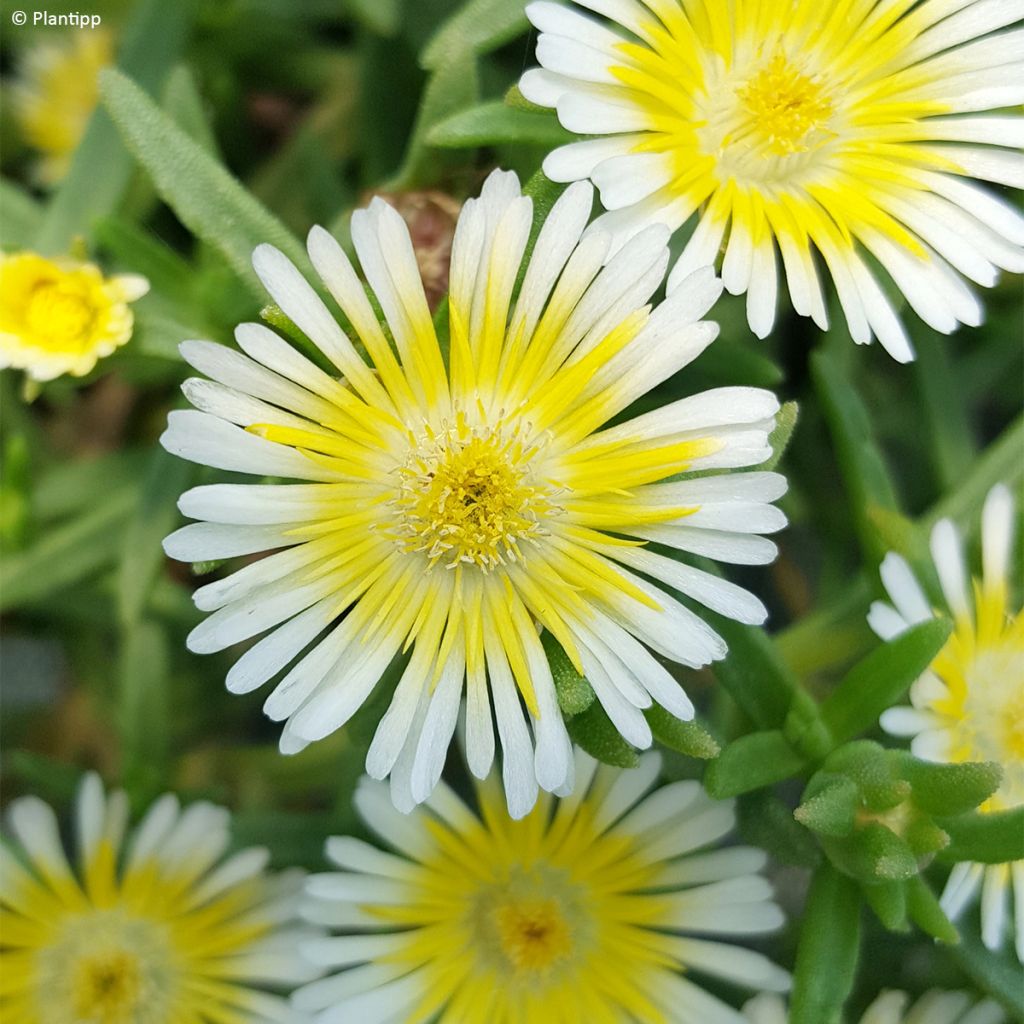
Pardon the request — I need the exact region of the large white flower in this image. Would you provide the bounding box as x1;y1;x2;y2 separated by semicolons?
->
294;751;789;1023
521;0;1024;360
868;483;1023;961
161;169;787;819
0;773;320;1023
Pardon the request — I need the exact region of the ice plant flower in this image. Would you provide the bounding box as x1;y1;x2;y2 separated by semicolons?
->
868;483;1023;961
161;170;787;818
0;773;321;1023
0;252;149;381
520;0;1024;361
744;989;1005;1024
293;751;789;1022
10;29;113;185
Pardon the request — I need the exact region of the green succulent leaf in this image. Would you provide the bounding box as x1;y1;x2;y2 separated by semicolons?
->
905;875;959;944
421;0;529;68
863;879;909;932
939;807;1024;864
645;706;720;760
819;618;952;746
566;701;640;769
738;792;822;868
795;776;860;837
542;631;596;718
790;863;862;1024
427;101;573;149
704;730;806;799
901;756;1003;817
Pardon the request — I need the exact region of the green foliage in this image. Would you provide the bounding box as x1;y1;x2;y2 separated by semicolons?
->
542;631;595;718
428;102;573;149
100;68;310;300
566;702;640;769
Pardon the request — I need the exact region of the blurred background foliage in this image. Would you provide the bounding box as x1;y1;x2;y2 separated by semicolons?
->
0;0;1021;1019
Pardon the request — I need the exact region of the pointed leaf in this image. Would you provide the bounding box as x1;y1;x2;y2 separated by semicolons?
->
704;730;806;798
646;706;720;760
566;702;639;768
819;619;952;745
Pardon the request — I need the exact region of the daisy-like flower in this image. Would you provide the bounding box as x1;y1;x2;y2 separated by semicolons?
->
743;989;1005;1024
161;170;787;818
868;483;1023;961
293;751;790;1022
0;252;149;381
10;29;113;185
520;0;1024;361
0;773;321;1023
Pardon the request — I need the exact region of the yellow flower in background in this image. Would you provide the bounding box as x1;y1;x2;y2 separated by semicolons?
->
522;0;1024;361
869;483;1023;961
294;752;790;1022
0;774;321;1023
0;252;148;381
10;29;113;185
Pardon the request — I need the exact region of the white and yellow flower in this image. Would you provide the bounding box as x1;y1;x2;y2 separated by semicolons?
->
10;29;113;185
521;0;1024;361
744;989;1005;1024
868;483;1023;961
161;170;787;819
0;252;149;381
0;773;321;1023
294;750;789;1023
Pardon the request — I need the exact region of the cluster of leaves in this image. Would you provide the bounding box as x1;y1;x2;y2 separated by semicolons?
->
0;2;1022;1023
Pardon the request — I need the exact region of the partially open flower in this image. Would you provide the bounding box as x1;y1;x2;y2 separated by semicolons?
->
0;252;148;382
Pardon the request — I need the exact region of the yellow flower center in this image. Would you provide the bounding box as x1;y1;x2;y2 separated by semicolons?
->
737;54;834;156
493;897;574;975
467;865;588;983
72;949;143;1021
394;414;557;570
693;50;837;184
36;909;178;1024
24;279;95;349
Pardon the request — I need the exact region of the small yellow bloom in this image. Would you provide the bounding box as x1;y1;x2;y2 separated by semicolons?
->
10;29;113;185
0;252;148;381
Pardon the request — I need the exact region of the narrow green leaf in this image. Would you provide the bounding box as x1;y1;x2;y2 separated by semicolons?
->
34;0;192;254
427;101;573;149
0;488;136;610
566;702;639;769
162;64;218;154
542;631;595;717
100;69;309;300
939;808;1024;864
901;756;1002;817
704;730;806;798
118;619;170;804
706;614;800;730
422;0;529;69
646;706;720;759
923;413;1024;530
737;791;822;868
811;348;900;563
944;913;1024;1018
913;327;976;491
863;880;908;932
385;56;480;190
905;875;959;944
0;179;43;249
762;400;799;472
819;619;952;745
117;450;192;627
790;863;861;1024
